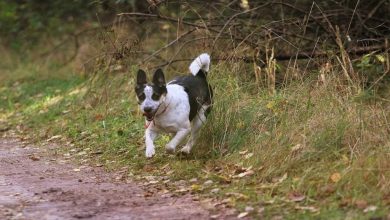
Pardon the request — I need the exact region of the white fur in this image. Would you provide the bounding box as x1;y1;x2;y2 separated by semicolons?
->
189;53;210;76
144;85;192;157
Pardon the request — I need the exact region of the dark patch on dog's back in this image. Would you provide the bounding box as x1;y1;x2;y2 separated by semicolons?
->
169;71;212;121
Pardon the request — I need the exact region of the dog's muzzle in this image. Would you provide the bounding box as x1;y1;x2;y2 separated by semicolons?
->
143;112;154;121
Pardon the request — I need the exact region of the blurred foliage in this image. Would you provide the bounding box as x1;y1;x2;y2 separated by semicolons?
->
0;0;147;49
0;0;388;53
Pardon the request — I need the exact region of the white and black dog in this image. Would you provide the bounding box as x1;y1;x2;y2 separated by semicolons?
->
135;53;212;157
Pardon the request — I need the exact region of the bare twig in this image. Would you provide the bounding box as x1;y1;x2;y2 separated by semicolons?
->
142;28;196;63
211;2;271;49
118;12;258;47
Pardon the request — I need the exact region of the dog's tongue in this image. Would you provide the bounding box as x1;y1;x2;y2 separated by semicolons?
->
143;112;154;121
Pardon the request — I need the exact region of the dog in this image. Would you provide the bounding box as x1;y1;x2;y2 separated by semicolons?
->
135;53;213;157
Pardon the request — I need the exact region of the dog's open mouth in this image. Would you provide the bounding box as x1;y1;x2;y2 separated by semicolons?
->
143;112;154;121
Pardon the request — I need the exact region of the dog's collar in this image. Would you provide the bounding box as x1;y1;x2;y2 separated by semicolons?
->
144;100;170;129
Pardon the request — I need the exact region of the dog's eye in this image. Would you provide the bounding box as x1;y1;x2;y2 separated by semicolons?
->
138;93;145;101
151;93;160;101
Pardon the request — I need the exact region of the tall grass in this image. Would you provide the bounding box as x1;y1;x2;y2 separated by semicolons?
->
195;58;390;215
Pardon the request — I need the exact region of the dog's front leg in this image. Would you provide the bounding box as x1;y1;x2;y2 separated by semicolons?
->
165;128;190;154
145;128;158;158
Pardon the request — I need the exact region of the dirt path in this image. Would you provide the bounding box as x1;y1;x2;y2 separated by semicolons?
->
0;138;234;220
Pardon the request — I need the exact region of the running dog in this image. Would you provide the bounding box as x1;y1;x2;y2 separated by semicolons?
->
135;53;212;157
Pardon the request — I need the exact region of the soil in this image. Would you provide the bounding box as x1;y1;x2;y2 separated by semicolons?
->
0;138;236;220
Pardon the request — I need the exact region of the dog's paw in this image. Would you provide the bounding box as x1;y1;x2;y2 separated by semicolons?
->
145;147;155;158
165;144;176;154
179;146;191;154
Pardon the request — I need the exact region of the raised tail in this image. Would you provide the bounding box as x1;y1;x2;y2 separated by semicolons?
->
189;53;210;76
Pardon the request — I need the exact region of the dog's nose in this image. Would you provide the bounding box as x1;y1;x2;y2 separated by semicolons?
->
144;107;153;113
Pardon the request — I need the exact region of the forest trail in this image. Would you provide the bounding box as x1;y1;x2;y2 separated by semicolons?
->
0;138;233;220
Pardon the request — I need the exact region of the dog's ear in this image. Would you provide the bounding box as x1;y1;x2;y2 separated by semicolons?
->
152;69;166;87
136;69;147;85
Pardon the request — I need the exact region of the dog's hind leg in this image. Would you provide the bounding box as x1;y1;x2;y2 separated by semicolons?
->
180;106;208;154
165;127;191;154
145;128;158;158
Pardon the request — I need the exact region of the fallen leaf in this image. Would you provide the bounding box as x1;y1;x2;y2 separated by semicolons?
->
233;165;254;178
28;155;40;161
330;172;341;183
363;205;377;213
77;151;87;156
219;198;232;205
213;166;222;172
339;198;352;207
291;144;303;153
237;212;249;218
263;199;275;205
272;173;288;184
245;206;255;212
203;180;213;186
266;100;276;109
210;188;220;194
115;174;126;180
258;206;265;213
174;188;189;193
62;109;71;114
144;176;157;181
234;166;247;174
244;152;254;159
143;165;155;172
295;205;319;212
355;199;368;209
191;184;202;191
226;192;249;200
288;192;306;202
144;191;154;197
235;170;255;178
319;184;336;197
47;135;62;142
239;150;248;155
91;151;103;155
94;114;104;121
292;177;300;182
216;175;231;184
210;214;220;219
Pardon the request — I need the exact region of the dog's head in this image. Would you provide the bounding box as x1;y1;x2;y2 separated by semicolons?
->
135;69;167;121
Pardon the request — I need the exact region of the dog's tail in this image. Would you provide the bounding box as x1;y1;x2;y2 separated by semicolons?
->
189;53;210;76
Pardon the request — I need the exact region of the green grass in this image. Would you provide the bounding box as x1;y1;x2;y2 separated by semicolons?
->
1;53;389;219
